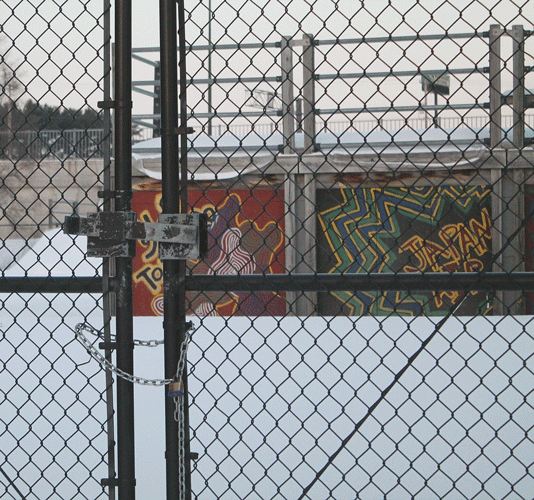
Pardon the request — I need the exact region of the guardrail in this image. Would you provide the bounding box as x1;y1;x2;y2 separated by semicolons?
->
3;109;533;161
0;129;108;160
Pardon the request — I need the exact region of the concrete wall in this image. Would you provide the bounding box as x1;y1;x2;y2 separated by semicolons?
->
0;159;104;242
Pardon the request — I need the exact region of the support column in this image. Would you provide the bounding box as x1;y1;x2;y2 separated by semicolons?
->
302;33;315;154
512;24;525;149
281;36;295;154
159;1;192;500
284;172;317;316
114;0;136;497
489;24;502;148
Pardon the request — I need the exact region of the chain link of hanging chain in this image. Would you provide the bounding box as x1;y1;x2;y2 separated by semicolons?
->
174;322;191;422
169;324;192;500
74;322;194;387
76;321;192;500
77;322;166;347
176;392;186;500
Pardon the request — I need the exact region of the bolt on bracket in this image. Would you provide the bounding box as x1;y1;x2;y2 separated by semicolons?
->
64;212;208;260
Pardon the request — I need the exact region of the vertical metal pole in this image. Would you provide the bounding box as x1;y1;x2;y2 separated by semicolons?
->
489;24;502;148
178;0;193;495
154;62;162;138
281;36;295;154
302;33;315;154
433;92;438;128
489;24;504;313
114;0;135;498
282;35;296;314
160;0;191;499
207;0;213;136
284;175;297;314
512;24;525;149
102;0;116;497
159;0;179;498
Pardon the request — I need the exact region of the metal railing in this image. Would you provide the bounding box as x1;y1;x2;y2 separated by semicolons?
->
0;129;107;160
1;2;534;500
132;113;534;141
3;110;533;160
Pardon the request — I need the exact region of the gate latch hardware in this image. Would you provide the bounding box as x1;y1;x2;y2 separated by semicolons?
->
64;212;208;260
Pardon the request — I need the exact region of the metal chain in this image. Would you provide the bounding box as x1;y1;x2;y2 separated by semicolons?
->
171;324;192;500
74;322;194;387
177;393;186;500
173;323;191;418
76;321;192;500
77;322;165;347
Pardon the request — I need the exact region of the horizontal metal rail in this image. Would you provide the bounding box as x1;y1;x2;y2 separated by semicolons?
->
315;66;488;82
132;41;281;54
316;31;491;46
3;273;533;295
315;103;487;116
132;75;279;87
130;31;498;56
184;272;534;292
0;277;103;293
133;110;280;120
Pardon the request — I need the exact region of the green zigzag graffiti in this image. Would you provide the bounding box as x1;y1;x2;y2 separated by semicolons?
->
318;186;490;316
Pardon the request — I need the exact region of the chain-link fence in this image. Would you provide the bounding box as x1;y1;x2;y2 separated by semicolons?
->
2;1;534;500
0;0;112;498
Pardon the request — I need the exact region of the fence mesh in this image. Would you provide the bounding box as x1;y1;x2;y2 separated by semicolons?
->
0;0;109;499
2;1;534;500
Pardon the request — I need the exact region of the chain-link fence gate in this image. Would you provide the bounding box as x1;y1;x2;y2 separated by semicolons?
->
1;0;114;499
2;1;534;500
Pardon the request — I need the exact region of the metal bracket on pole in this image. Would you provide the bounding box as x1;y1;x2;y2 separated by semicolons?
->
64;212;208;260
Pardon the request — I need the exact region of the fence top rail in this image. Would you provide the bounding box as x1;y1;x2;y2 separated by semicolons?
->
131;28;503;57
132;41;281;55
133;67;488;90
316;31;489;46
315;67;487;82
132;75;280;87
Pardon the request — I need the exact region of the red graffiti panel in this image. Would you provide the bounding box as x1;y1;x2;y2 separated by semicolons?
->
132;186;285;316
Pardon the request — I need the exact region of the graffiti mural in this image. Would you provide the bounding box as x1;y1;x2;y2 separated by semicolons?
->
132;186;285;316
317;186;492;316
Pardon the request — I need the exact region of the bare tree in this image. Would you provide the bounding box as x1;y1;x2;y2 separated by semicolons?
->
1;40;24;159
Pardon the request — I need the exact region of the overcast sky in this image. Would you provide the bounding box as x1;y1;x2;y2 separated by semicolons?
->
0;0;532;113
0;0;532;139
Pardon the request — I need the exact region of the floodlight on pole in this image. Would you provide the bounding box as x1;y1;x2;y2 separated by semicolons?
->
245;88;282;110
421;71;450;128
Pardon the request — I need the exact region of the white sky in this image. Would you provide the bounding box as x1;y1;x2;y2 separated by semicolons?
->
1;1;533;124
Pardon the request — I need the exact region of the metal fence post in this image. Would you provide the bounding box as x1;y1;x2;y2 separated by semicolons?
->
488;25;502;147
281;35;295;153
102;0;116;497
302;33;315;154
282;35;297;313
160;1;192;499
159;1;184;499
114;0;136;498
512;24;525;149
154;62;162;138
491;26;526;314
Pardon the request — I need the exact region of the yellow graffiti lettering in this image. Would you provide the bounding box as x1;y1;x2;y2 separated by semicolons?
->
469;207;491;254
138;210;159;263
134;263;163;294
433;290;461;308
399;211;491;308
399;236;427;272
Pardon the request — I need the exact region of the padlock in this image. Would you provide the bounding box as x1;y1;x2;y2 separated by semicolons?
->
167;378;184;397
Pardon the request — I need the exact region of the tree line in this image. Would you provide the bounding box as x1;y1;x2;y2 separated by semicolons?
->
0;100;104;133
